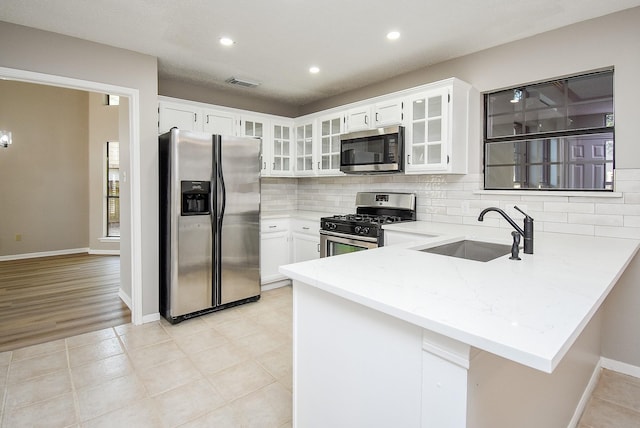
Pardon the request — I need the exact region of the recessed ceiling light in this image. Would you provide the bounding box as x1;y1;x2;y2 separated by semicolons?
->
309;66;320;74
386;31;400;40
220;37;234;46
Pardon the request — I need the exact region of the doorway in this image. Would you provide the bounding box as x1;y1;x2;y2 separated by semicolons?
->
0;66;143;327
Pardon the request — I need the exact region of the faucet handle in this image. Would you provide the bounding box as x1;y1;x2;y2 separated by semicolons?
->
513;205;533;220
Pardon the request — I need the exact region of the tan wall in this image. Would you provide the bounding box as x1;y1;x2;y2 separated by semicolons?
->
88;92;120;254
0;81;89;256
0;21;159;316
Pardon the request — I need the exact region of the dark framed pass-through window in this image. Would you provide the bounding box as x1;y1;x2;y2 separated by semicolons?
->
484;70;614;191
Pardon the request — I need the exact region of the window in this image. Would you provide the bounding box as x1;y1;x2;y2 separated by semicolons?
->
484;70;614;190
106;141;120;237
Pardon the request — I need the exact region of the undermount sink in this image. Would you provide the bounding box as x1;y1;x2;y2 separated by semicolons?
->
419;240;511;262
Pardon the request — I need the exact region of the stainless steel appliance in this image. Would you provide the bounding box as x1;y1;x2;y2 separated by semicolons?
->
320;192;416;257
340;126;404;174
159;128;261;324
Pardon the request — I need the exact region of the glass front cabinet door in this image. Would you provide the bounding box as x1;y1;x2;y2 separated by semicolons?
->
405;87;450;173
295;122;315;175
317;114;344;176
404;78;472;175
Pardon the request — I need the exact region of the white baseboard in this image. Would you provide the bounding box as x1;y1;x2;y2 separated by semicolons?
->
0;247;89;261
567;359;603;428
88;249;120;256
118;288;132;310
600;357;640;378
142;313;160;323
261;279;291;291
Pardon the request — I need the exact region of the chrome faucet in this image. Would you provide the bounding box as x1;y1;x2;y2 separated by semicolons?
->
477;206;534;254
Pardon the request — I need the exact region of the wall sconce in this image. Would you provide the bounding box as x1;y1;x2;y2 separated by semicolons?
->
510;89;523;103
0;130;11;148
107;95;120;106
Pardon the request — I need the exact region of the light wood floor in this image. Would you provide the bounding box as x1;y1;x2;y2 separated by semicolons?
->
0;253;130;352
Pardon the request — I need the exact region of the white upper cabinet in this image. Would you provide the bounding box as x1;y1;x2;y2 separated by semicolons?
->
159;77;475;177
158;101;201;133
295;122;315;176
346;106;372;132
270;120;295;177
345;98;404;132
203;109;237;136
240;115;269;176
374;98;404;128
317;114;344;175
404;79;473;174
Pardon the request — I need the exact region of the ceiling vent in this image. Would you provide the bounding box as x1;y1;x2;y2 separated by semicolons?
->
225;77;260;88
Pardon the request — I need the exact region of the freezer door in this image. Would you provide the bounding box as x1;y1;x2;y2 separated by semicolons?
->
171;130;214;317
215;135;261;305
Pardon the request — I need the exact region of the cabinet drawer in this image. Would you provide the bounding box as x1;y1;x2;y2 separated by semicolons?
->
261;218;289;233
291;218;319;235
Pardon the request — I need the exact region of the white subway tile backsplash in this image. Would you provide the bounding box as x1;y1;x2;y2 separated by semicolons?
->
624;216;640;228
262;170;640;241
595;204;640;216
544;222;595;236
544;202;594;214
567;213;623;227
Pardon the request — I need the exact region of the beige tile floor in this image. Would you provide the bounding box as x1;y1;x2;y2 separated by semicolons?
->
578;368;640;428
1;283;639;428
0;286;293;428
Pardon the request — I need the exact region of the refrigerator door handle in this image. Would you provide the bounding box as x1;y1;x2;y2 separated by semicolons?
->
218;162;226;222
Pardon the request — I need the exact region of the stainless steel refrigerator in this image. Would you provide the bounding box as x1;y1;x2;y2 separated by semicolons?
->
159;128;261;324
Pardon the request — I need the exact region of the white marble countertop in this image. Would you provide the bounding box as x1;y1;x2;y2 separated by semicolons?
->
279;221;639;373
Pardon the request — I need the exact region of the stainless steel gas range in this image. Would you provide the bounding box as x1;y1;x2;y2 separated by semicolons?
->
319;192;416;258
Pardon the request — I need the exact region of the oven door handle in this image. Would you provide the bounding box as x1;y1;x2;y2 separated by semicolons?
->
320;230;379;243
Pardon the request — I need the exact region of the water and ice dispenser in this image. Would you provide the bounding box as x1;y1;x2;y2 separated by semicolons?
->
181;181;211;215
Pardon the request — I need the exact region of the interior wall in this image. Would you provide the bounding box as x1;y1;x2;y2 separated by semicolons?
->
158;78;299;118
0;20;159;317
88;92;120;254
0;80;89;257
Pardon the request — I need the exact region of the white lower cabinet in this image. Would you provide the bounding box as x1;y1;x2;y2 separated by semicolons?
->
260;219;290;284
291;219;320;262
260;217;321;286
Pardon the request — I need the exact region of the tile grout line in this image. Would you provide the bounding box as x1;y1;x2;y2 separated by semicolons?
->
0;351;13;427
65;337;82;427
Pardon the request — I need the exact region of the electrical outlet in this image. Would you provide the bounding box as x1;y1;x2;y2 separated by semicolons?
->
15;234;22;242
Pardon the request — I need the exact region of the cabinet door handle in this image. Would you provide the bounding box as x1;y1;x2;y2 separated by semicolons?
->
317;161;320;170
194;113;197;123
375;112;379;123
407;154;411;165
206;115;210;124
273;162;275;169
364;115;368;125
317;243;320;252
269;225;277;228
302;226;310;230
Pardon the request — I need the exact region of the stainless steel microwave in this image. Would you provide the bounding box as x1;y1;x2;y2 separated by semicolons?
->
340;125;404;174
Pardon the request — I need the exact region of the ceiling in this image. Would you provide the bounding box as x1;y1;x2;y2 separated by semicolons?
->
1;0;639;107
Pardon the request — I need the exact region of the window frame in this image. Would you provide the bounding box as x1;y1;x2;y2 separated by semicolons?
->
106;141;120;238
483;70;615;192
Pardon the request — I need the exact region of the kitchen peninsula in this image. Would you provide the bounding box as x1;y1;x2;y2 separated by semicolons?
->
279;222;639;428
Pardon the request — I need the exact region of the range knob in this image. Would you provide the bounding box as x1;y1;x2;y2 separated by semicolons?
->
354;226;361;233
362;227;370;234
327;222;337;230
